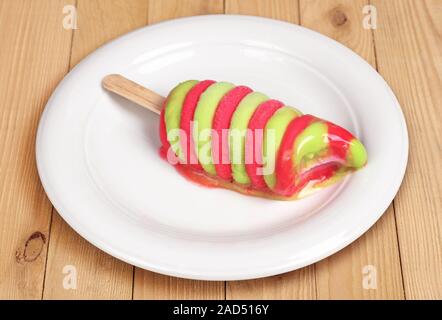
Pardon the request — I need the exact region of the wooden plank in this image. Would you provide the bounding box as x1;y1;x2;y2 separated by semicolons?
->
133;0;225;300
227;269;316;300
42;0;148;299
134;272;224;299
225;0;299;22
225;0;316;300
315;210;404;299
43;213;134;299
300;0;404;300
0;0;73;300
300;0;375;65
69;0;149;67
371;0;442;299
148;0;224;24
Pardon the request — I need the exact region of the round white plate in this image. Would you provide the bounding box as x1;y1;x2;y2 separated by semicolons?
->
36;15;408;280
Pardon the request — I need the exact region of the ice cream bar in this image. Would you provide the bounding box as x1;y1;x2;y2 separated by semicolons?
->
159;80;367;200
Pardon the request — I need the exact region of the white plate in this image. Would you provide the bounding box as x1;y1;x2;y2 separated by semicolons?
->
36;15;408;280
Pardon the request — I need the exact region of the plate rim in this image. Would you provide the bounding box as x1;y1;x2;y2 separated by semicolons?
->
36;14;409;280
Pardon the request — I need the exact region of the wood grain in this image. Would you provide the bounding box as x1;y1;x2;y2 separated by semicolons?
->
300;0;404;299
43;213;133;299
0;0;74;299
226;0;299;22
372;0;442;299
134;272;224;299
225;0;317;300
148;0;223;24
132;0;225;300
300;0;375;65
69;0;149;67
42;0;148;299
227;269;316;300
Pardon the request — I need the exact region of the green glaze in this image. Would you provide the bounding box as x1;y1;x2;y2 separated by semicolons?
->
347;139;368;168
293;122;328;169
229;92;269;184
262;106;302;189
164;80;198;160
193;82;235;175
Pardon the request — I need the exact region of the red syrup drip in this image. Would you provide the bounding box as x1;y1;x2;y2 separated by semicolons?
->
291;162;340;195
159;146;342;199
174;162;219;189
158;148;283;198
158;144;222;189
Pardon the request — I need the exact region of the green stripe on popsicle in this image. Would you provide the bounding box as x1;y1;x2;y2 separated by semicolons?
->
229;92;269;185
193;81;235;175
292;121;328;169
347;139;367;168
263;106;302;189
165;80;198;160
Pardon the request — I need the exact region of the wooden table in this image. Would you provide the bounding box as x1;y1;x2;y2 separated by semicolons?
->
0;0;440;300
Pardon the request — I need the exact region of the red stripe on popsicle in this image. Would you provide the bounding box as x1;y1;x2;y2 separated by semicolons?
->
179;80;215;169
326;121;355;161
294;162;340;195
212;86;253;180
274;115;316;196
159;99;170;159
245;99;283;189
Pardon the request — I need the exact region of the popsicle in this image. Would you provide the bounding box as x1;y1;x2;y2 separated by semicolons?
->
102;75;367;200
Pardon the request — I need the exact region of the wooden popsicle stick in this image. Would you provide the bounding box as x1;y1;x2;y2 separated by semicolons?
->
102;74;165;114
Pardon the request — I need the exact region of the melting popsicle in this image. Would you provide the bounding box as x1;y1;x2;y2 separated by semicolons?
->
102;75;367;200
159;80;367;200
